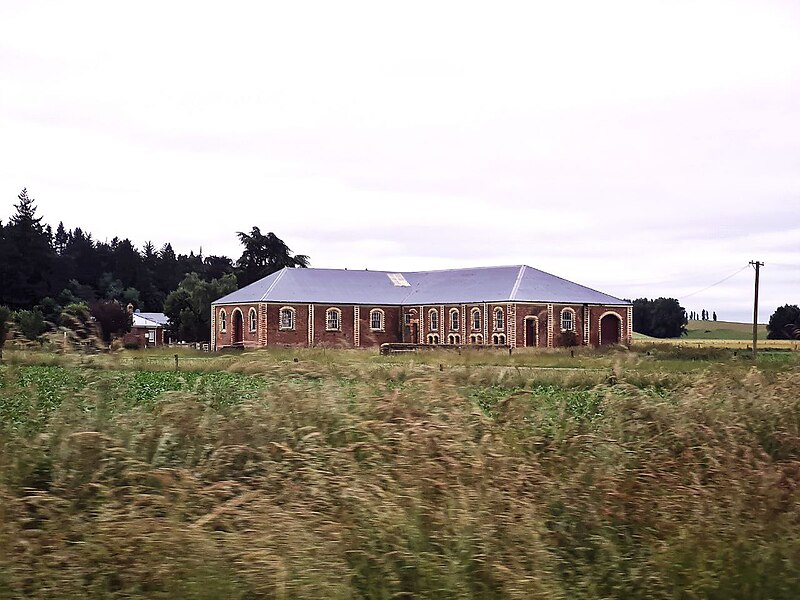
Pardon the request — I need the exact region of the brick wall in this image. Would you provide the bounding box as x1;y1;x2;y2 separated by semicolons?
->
211;301;631;350
213;303;261;349
359;306;402;347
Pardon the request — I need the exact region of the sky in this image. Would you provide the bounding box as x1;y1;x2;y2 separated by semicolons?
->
1;0;799;323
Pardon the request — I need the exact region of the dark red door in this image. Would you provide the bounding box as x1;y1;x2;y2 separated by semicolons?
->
525;319;536;347
232;311;244;345
600;314;620;345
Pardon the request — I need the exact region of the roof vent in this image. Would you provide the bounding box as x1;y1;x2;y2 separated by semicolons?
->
387;273;410;287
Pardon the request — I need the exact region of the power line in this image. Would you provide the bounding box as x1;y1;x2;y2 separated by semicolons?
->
681;264;751;299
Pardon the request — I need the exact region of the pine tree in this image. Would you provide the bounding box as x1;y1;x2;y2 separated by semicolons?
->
1;189;55;308
54;221;68;254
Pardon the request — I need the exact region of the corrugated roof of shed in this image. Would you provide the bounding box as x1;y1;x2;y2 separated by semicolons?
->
213;266;629;306
132;312;169;327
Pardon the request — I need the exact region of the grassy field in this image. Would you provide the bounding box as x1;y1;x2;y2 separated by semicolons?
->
685;319;768;340
634;319;800;350
1;346;799;599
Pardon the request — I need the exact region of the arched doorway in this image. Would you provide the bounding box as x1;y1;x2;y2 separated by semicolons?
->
599;313;621;346
524;317;538;347
231;309;244;346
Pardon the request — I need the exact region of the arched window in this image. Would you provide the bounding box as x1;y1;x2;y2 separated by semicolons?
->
370;309;384;331
219;309;227;332
561;308;575;332
279;307;295;330
474;334;483;345
249;308;257;332
494;307;504;330
449;308;459;331
429;309;439;331
471;308;481;331
448;334;461;344
427;333;439;344
492;333;506;345
326;308;341;331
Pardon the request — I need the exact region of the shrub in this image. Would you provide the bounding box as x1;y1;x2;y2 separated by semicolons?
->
14;308;46;341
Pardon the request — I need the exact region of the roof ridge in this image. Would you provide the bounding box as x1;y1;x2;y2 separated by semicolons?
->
261;268;288;301
509;265;526;300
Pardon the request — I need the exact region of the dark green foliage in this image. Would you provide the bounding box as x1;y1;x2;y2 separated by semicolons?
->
1;188;309;329
0;189;54;308
236;226;309;287
14;308;46;341
633;297;688;338
767;304;800;340
163;273;238;342
35;296;62;326
0;306;10;356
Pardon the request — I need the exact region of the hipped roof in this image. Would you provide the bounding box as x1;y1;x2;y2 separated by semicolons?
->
212;266;629;307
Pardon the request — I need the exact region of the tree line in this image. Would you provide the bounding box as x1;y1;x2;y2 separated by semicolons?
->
0;189;308;343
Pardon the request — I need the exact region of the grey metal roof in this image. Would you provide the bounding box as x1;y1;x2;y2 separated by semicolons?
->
213;266;629;306
132;312;170;327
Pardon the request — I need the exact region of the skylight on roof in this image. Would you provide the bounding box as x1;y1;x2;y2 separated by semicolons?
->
387;273;410;287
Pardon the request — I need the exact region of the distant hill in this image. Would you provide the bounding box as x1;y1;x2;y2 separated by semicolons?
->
684;320;767;340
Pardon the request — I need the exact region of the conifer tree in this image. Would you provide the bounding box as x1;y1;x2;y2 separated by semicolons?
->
1;189;55;308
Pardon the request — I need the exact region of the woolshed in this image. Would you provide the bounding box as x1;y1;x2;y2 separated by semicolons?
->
210;265;631;350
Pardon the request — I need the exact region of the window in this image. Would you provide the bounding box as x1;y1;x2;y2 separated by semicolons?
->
326;308;341;331
494;308;504;330
492;333;506;345
470;334;483;344
471;308;481;331
280;307;295;330
370;309;384;331
147;330;155;343
427;333;439;344
448;334;461;344
449;308;459;331
249;308;257;332
561;308;575;332
404;313;412;326
219;309;227;332
429;309;439;331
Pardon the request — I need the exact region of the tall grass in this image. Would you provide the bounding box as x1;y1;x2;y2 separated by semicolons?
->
0;353;799;598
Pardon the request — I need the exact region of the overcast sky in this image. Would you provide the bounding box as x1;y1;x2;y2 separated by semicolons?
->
1;1;799;322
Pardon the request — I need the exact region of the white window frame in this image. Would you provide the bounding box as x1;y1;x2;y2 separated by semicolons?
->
449;308;459;331
279;307;296;330
249;307;257;333
326;307;342;331
494;307;504;331
369;308;385;331
471;308;481;331
219;309;227;332
429;309;439;331
561;308;576;332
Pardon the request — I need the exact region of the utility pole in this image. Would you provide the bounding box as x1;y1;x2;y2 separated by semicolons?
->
750;260;764;360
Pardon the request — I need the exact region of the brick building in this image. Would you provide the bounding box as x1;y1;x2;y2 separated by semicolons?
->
210;265;632;350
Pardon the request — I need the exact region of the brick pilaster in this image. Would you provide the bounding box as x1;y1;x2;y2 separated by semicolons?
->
308;304;314;347
354;306;360;347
